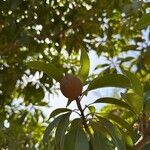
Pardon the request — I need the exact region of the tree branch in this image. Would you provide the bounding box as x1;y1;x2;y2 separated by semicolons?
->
76;98;91;137
134;135;150;150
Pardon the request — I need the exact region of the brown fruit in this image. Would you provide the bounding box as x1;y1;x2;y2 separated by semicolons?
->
60;74;83;100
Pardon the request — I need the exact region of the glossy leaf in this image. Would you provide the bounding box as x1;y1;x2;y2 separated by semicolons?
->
90;121;110;150
122;70;143;97
93;97;134;112
137;13;150;29
55;112;71;150
87;74;131;92
104;113;133;136
78;49;90;82
43;115;63;143
96;116;126;150
28;61;63;82
49;108;71;119
64;123;89;150
88;106;96;114
121;92;143;114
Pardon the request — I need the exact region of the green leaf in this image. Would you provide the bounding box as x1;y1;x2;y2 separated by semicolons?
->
144;101;150;112
122;70;143;97
88;106;96;114
28;61;63;82
55;112;71;150
143;91;150;112
69;118;82;130
96;116;126;150
121;92;143;114
122;45;138;52
94;64;110;70
137;13;150;29
49;108;72;119
120;57;135;63
43;115;63;143
11;0;23;10
78;49;90;82
87;74;131;92
104;113;133;137
93;97;134;112
66;99;73;107
90;122;110;150
64;123;89;150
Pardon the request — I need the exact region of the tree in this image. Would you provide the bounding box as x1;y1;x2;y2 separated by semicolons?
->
0;0;150;149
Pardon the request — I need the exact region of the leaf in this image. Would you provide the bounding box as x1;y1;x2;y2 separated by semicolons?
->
90;121;110;150
49;108;72;119
43;115;63;143
96;116;126;150
93;97;134;112
78;49;90;83
104;113;133;137
66;99;73;107
122;70;143;97
88;106;96;114
28;61;63;82
143;91;150;112
122;45;138;51
144;90;150;106
11;0;23;10
64;123;89;150
69;118;82;130
137;13;150;29
55;112;71;150
94;64;110;70
120;57;135;63
121;92;143;114
87;74;131;92
144;102;150;112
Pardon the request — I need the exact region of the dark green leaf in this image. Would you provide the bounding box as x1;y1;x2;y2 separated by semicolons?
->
122;45;138;51
87;74;131;92
43;115;63;143
104;113;133;136
28;61;63;82
96;116;126;150
120;57;135;63
121;92;143;114
66;99;73;107
122;70;143;97
55;112;71;150
144;91;150;106
93;97;134;112
88;106;96;114
143;91;150;112
90;121;110;150
50;108;72;119
64;123;89;150
78;49;90;82
137;13;150;29
94;64;110;70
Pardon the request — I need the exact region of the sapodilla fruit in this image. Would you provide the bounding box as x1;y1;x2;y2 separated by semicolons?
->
60;74;83;100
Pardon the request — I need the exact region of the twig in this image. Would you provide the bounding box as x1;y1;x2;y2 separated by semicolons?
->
75;97;91;137
134;135;150;150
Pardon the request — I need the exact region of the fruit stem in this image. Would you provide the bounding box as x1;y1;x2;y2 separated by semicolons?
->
76;98;91;137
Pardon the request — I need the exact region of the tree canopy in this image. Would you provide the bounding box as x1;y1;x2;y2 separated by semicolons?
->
0;0;150;149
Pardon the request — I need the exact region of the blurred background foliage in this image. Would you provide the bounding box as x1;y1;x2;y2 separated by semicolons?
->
0;0;150;149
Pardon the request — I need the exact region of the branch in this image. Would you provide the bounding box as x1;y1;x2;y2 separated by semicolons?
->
134;135;150;150
76;98;91;137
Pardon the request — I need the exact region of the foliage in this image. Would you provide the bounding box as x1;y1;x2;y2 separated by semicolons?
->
1;0;150;149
